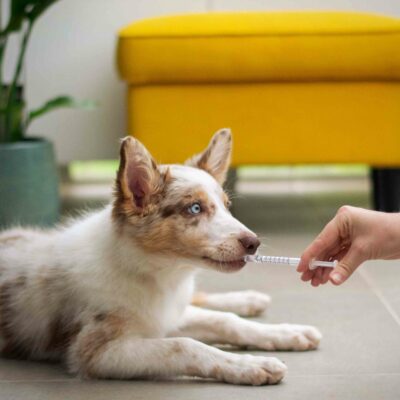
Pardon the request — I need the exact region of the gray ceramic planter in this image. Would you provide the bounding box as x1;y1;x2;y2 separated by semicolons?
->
0;138;59;228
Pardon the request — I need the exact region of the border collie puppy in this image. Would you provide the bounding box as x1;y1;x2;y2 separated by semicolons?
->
0;129;321;385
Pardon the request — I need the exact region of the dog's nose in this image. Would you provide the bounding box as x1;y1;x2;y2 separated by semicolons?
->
238;235;260;255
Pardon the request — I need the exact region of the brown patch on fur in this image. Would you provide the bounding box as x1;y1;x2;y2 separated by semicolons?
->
222;192;231;209
37;266;63;287
113;169;171;228
0;235;23;245
187;364;202;376
209;203;216;215
46;317;82;353
35;266;80;355
94;313;107;322
77;312;126;377
191;133;227;177
0;275;30;359
168;341;183;356
13;276;26;286
173;342;182;353
191;292;208;307
131;214;205;256
115;183;215;259
210;365;223;380
188;219;200;227
112;137;172;228
131;205;210;257
195;148;213;175
160;187;215;219
160;204;178;219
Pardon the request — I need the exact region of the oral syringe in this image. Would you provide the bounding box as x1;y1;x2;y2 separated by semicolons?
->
244;255;338;270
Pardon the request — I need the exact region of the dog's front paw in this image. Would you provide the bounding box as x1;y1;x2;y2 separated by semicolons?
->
211;354;287;385
258;324;322;351
232;290;272;317
201;290;271;317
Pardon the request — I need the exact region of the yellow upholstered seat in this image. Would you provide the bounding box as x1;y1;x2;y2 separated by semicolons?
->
117;12;400;167
118;12;400;84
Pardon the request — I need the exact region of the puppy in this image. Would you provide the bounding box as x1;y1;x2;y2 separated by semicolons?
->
0;129;321;385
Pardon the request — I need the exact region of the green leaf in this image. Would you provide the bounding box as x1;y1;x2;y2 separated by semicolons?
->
26;0;59;22
2;0;59;36
26;96;97;127
2;0;27;35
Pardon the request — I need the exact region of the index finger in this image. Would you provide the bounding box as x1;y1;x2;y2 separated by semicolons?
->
297;218;341;273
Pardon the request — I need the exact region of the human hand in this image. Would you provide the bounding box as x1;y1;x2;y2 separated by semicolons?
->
297;206;400;286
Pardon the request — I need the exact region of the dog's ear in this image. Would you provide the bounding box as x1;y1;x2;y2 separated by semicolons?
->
115;137;163;212
185;128;232;185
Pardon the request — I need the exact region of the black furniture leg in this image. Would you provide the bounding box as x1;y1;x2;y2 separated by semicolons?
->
371;167;400;212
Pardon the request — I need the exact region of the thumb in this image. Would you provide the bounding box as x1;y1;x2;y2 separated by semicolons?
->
329;245;366;285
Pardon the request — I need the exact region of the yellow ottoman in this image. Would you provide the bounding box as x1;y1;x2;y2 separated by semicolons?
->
117;12;400;211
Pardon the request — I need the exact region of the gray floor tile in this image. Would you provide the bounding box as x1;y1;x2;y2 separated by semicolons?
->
0;375;399;400
0;359;73;382
196;256;400;376
2;180;398;398
362;261;400;323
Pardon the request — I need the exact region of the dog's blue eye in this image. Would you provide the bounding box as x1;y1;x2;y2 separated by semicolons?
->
188;203;202;215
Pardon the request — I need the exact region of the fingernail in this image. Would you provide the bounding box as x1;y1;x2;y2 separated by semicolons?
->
331;272;344;284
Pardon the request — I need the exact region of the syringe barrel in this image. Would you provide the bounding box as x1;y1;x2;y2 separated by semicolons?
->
254;255;300;266
245;254;338;269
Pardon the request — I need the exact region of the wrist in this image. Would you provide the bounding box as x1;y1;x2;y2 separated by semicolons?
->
380;212;400;259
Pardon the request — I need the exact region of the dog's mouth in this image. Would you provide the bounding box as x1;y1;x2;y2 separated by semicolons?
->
202;256;247;272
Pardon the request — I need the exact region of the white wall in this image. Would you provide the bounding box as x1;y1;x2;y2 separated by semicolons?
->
209;0;400;14
25;0;207;164
15;0;400;163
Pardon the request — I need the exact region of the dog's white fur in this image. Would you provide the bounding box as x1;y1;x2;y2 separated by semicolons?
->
0;129;321;385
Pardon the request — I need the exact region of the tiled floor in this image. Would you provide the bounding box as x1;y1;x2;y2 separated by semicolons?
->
2;176;400;399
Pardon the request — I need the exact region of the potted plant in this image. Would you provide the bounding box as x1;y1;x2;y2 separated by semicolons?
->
0;0;95;228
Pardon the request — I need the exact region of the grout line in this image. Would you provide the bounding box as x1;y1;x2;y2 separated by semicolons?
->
359;268;400;328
